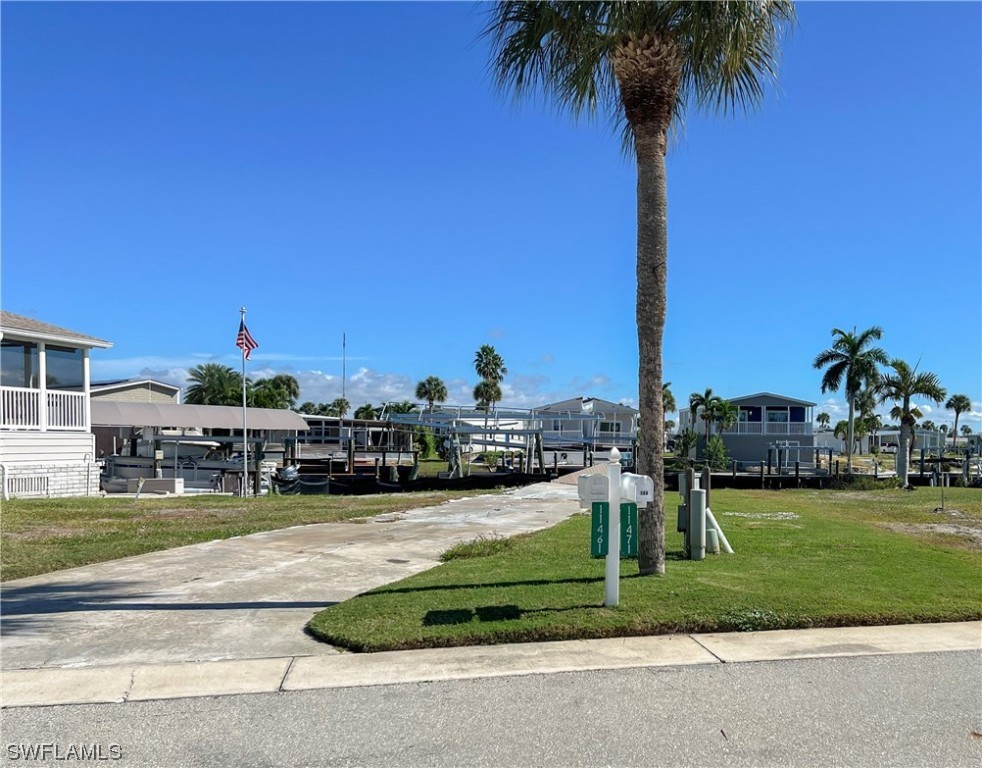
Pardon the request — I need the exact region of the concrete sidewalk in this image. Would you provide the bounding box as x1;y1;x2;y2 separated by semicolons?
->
3;622;979;708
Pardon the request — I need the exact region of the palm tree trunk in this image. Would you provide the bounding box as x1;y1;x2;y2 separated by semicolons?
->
635;125;667;577
846;396;855;474
897;418;910;487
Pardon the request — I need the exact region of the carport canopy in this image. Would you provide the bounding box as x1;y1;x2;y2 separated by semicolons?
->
91;401;309;431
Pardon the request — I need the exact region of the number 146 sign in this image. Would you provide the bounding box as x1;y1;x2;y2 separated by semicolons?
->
590;502;638;559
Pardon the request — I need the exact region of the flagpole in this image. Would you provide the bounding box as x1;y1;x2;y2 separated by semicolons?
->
240;306;249;497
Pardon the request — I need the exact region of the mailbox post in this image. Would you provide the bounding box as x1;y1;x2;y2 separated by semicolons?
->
605;448;621;607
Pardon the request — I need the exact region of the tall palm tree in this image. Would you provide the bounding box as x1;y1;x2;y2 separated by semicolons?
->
474;345;508;386
945;394;971;449
813;326;888;474
415;376;449;412
485;1;794;576
185;363;242;406
878;359;946;487
816;412;831;431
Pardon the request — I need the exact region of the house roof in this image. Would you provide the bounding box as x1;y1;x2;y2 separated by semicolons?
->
91;401;309;431
726;392;817;407
91;378;182;395
537;397;639;415
0;310;112;349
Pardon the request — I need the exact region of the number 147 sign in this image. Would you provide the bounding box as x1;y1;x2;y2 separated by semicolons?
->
590;502;638;559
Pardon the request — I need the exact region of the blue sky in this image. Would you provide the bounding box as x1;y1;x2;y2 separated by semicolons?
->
2;1;980;429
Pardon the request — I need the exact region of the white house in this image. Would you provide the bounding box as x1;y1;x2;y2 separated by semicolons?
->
535;397;638;453
0;311;112;499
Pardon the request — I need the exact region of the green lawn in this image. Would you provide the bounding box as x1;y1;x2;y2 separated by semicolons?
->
308;487;982;652
0;489;495;581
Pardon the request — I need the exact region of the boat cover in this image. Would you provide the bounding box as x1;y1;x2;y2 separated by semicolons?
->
91;401;309;431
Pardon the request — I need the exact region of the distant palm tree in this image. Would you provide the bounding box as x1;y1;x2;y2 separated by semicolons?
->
269;374;300;409
878;359;946;487
713;400;739;437
688;388;720;450
816;412;831;431
185;363;242;406
354;403;378;420
473;380;502;410
385;401;417;415
813;326;888;474
865;413;883;451
298;401;319;414
485;0;794;576
249;374;300;410
945;394;972;449
415;376;449;412
855;385;881;454
962;424;972;436
328;397;350;418
662;382;676;415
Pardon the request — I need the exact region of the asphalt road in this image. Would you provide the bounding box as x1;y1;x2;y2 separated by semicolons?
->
4;651;980;768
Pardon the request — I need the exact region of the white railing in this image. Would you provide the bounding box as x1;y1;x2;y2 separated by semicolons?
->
765;423;812;435
0;386;88;431
542;429;585;441
1;387;40;429
47;391;88;430
722;422;812;436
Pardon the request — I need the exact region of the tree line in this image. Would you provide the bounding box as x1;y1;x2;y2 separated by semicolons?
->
183;343;511;419
812;325;971;487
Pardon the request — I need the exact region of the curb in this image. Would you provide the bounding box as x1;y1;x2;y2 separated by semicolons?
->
3;621;979;709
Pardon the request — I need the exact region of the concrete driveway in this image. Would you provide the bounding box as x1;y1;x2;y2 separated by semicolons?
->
1;483;582;670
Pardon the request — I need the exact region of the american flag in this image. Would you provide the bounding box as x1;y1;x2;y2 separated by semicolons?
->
236;320;258;360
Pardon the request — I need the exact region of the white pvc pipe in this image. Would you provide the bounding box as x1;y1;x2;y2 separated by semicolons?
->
705;507;734;554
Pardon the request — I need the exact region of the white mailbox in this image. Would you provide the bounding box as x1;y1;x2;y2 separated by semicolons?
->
619;472;655;505
576;473;609;509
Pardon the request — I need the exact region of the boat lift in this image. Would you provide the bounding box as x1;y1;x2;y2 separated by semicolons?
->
380;404;631;478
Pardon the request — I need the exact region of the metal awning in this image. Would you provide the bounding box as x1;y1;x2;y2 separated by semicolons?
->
91;401;309;431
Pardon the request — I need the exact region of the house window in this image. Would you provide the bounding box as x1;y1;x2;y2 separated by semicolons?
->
45;345;84;390
767;409;789;423
1;340;39;388
552;419;562;432
598;421;621;434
